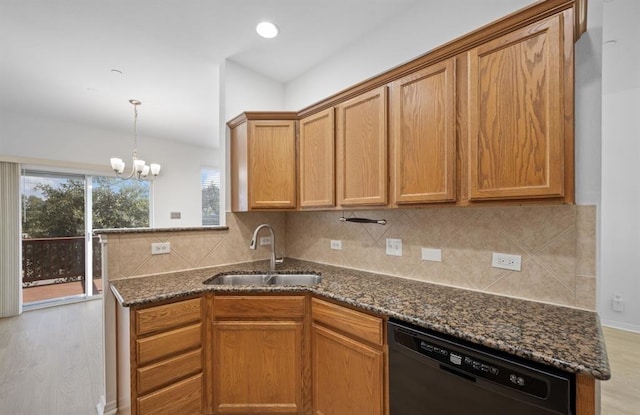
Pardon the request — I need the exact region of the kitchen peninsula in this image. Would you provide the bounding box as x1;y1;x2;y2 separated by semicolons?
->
110;258;609;415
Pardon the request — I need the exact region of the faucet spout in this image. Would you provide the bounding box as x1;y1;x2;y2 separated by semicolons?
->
249;224;282;271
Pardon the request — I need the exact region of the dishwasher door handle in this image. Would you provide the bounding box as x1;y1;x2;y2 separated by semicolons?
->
439;363;477;383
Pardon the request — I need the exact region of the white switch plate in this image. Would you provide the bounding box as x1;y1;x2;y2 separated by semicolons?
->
259;236;272;246
386;238;402;256
492;252;522;271
330;240;343;250
421;247;442;262
151;242;170;255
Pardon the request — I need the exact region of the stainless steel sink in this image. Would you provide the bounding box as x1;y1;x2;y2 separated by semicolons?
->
204;272;321;286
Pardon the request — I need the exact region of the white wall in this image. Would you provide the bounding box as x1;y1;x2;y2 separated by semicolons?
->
222;60;286;211
0;110;221;228
284;0;533;110
575;0;603;206
224;60;285;120
599;0;640;331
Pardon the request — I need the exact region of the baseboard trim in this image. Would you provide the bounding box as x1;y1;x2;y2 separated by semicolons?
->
96;396;117;415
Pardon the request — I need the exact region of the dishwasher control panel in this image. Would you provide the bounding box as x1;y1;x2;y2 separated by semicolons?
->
397;328;549;399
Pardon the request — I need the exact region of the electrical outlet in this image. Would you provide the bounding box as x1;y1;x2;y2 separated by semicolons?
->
151;242;170;255
421;247;442;262
491;252;521;271
259;236;272;246
386;238;402;257
330;240;342;250
612;294;624;312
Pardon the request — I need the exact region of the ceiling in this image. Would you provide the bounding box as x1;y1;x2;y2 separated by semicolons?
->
0;0;420;148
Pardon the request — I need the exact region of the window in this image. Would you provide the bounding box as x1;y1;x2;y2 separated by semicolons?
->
21;169;151;306
201;167;221;226
92;176;150;229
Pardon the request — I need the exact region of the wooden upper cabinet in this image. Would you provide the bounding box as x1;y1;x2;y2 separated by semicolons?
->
464;12;570;201
390;60;456;204
336;86;388;207
229;113;297;211
299;108;335;208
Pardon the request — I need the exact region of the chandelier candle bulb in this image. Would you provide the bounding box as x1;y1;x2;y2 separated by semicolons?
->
134;159;145;172
110;158;125;173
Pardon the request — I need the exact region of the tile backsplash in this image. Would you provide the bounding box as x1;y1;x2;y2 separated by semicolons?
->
104;205;596;310
104;212;287;281
285;205;597;310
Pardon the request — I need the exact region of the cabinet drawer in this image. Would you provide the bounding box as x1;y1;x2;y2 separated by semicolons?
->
137;323;201;366
311;298;383;346
137;373;202;415
213;295;306;319
136;298;201;336
137;348;202;395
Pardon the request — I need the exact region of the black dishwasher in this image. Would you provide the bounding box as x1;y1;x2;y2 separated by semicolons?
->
388;320;574;415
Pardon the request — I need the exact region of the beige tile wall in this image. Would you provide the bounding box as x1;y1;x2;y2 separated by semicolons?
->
285;205;597;310
104;205;597;310
105;212;287;281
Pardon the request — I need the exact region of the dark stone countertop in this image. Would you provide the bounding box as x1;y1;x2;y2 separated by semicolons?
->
110;258;611;380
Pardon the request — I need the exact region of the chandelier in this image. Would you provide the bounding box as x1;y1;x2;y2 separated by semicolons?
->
110;99;161;181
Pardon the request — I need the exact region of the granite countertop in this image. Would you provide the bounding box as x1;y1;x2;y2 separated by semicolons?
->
110;258;611;380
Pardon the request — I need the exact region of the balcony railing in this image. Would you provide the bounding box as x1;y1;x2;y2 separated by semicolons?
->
22;236;102;301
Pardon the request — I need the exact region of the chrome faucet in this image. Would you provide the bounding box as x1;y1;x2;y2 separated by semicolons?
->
249;224;283;271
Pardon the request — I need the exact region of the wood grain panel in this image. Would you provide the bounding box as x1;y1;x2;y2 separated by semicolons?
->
576;374;596;415
249;120;297;209
137;323;201;366
311;298;383;346
336;86;388;206
212;321;303;413
137;373;203;415
137;348;202;395
390;60;456;204
230;122;249;212
467;13;564;200
299;108;336;208
213;295;306;320
312;323;384;415
136;297;201;336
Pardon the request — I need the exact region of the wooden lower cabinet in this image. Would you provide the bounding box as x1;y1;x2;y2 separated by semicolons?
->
311;298;386;415
312;324;384;415
116;293;598;415
208;295;308;414
116;296;204;415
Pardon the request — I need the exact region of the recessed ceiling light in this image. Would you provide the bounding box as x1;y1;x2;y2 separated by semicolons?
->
256;21;279;39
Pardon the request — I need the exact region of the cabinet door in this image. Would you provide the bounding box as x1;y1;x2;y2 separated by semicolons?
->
336;86;388;206
299;108;335;208
212;321;303;414
466;14;565;200
390;60;456;204
249;120;297;209
312;324;384;415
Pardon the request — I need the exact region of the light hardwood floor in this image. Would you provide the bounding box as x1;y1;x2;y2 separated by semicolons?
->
0;299;103;415
0;301;637;415
601;326;640;415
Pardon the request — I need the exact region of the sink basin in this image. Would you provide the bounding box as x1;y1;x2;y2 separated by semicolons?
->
204;272;322;286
